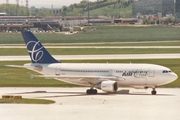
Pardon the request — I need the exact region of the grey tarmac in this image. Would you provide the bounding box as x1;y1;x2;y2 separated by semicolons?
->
0;54;180;61
0;46;180;48
0;87;180;120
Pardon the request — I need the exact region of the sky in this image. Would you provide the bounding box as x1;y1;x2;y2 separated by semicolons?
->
0;0;97;8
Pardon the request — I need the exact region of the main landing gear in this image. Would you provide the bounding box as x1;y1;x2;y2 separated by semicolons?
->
86;89;97;94
86;85;98;95
151;86;157;95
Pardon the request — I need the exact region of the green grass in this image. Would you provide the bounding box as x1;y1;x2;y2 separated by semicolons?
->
84;42;180;46
0;98;55;104
0;59;180;88
42;42;180;46
0;48;180;56
2;41;180;46
0;26;180;44
3;41;180;46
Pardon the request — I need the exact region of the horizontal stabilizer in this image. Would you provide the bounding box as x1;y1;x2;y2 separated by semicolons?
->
6;65;25;68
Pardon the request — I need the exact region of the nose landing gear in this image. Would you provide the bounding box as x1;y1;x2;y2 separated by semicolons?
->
151;86;157;95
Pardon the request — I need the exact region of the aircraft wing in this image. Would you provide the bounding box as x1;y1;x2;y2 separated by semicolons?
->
6;65;125;85
31;74;125;84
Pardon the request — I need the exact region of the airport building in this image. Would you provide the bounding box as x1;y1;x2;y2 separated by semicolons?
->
132;0;174;18
45;16;114;26
0;15;139;31
0;16;62;31
175;0;180;20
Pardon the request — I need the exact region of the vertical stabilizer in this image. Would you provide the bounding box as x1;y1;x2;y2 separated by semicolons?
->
21;31;60;63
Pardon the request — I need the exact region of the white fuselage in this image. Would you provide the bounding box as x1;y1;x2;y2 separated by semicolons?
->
24;63;178;87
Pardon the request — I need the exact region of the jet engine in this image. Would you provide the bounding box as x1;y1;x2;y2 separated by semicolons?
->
95;81;118;92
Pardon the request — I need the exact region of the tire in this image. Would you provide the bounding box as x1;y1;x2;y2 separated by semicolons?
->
93;89;97;94
86;89;90;94
151;91;157;95
86;89;97;94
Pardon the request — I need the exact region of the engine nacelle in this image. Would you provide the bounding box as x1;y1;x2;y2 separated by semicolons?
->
95;81;118;92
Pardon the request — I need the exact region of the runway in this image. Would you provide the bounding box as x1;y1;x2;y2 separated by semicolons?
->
0;87;180;120
0;46;180;48
0;54;180;61
0;40;179;46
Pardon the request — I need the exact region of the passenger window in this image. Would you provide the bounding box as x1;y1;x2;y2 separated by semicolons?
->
162;70;171;73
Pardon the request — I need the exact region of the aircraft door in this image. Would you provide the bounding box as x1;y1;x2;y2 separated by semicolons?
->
149;68;155;77
109;69;112;76
55;67;61;75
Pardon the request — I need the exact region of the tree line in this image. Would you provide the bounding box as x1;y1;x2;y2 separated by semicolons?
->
0;4;30;16
62;0;132;13
61;0;132;17
0;0;132;18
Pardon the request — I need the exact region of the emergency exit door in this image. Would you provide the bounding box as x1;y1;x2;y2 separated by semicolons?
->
149;68;155;77
55;67;61;75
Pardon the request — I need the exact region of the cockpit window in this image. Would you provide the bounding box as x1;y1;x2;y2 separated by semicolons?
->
162;70;172;73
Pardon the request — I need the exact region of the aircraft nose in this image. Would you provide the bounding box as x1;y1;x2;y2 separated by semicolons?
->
162;72;178;85
171;72;178;81
174;73;178;80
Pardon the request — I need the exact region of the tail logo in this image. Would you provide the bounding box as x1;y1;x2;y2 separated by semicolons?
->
27;41;44;63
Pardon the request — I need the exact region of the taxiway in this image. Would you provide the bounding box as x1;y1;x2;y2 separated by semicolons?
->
0;46;180;48
0;87;180;120
0;54;180;61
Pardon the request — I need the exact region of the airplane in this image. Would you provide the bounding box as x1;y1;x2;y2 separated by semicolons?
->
7;31;178;95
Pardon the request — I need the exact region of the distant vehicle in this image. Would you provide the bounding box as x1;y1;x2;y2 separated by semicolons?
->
70;28;73;33
7;31;178;95
55;29;60;32
169;23;175;26
0;13;6;16
83;23;92;26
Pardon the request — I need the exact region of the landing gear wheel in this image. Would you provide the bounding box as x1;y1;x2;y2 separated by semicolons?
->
93;89;97;94
86;89;91;94
151;91;157;95
151;86;157;95
86;89;97;95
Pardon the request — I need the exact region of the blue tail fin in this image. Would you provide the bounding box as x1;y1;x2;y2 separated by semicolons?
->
21;31;60;63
